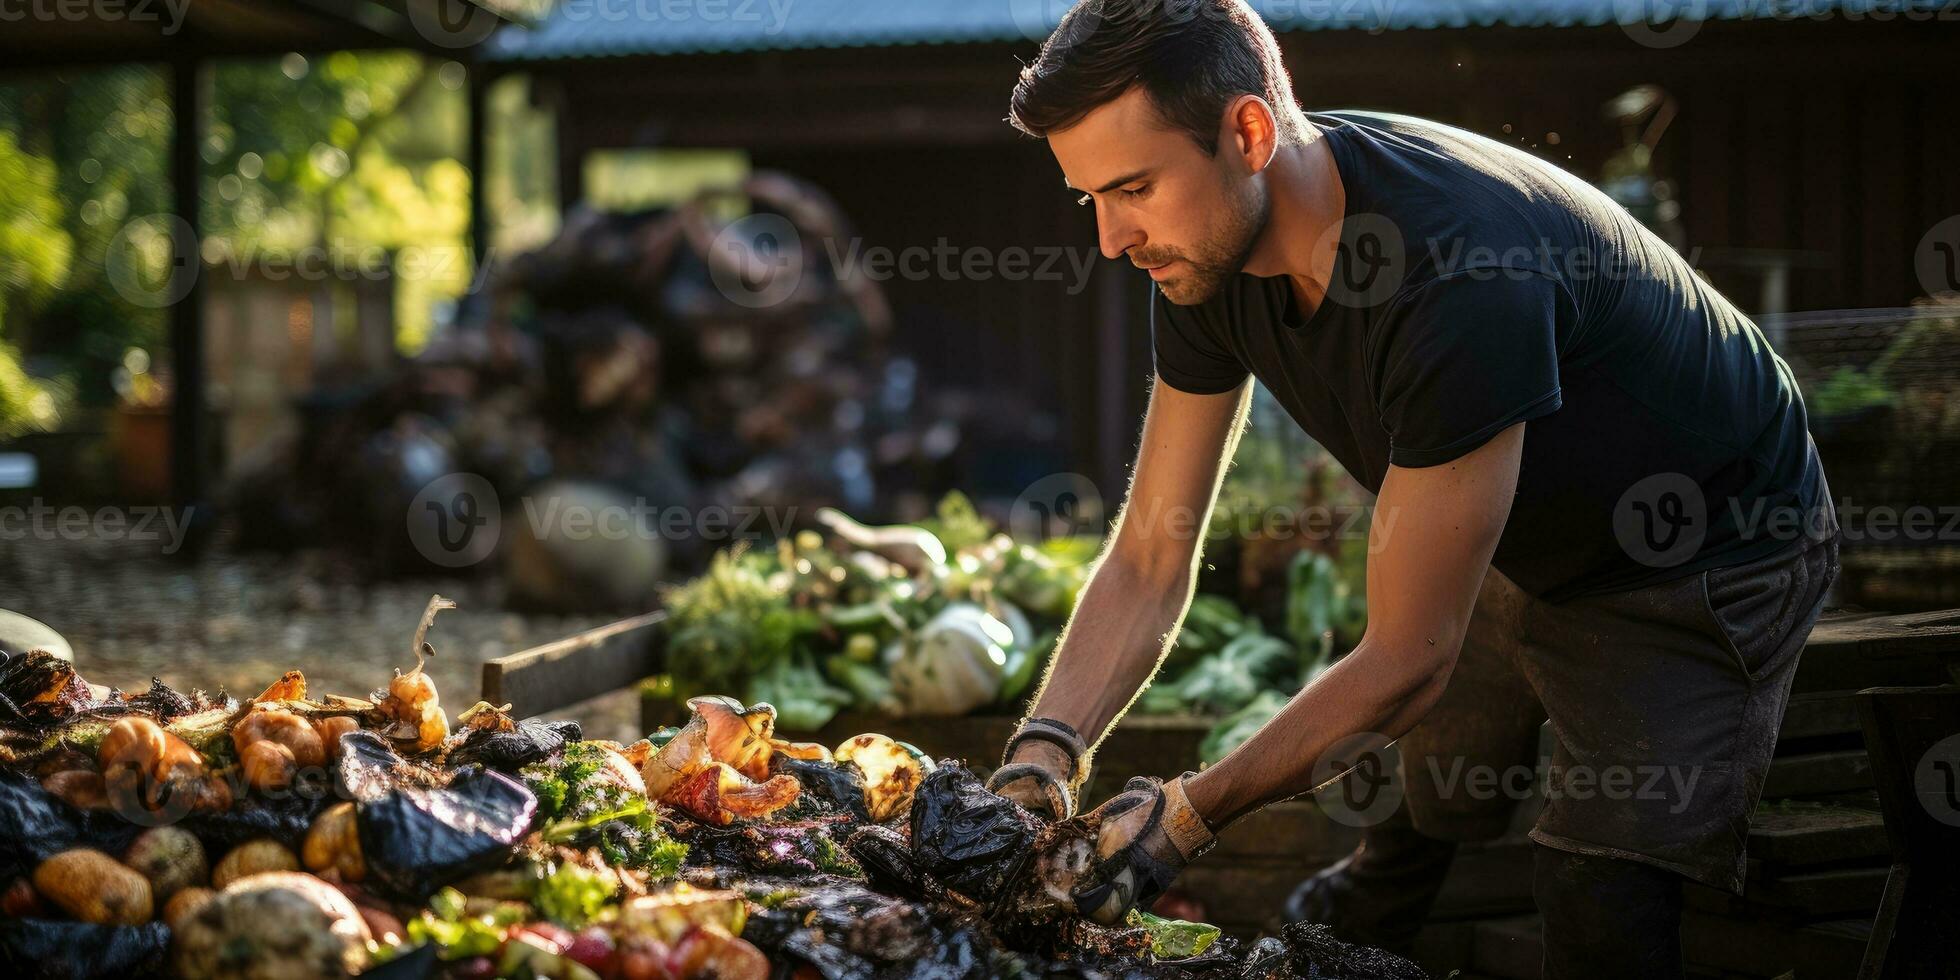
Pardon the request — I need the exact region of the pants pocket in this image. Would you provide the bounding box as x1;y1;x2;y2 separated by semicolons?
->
1701;545;1816;682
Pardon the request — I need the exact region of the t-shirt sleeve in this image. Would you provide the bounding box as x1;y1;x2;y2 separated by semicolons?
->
1373;271;1567;467
1151;289;1250;394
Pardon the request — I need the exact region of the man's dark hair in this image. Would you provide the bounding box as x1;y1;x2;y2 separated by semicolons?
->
1009;0;1307;155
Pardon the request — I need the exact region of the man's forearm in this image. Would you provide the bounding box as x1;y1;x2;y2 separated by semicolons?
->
1183;638;1451;828
1020;550;1196;754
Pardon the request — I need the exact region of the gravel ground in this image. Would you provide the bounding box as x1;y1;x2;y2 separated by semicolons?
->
0;535;648;742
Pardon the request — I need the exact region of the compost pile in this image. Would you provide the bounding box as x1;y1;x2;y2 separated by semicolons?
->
225;171;1049;609
0;598;1423;980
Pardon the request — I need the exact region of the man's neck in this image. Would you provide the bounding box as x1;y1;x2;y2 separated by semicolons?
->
1240;120;1346;314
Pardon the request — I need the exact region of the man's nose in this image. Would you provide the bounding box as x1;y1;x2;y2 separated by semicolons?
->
1097;205;1144;261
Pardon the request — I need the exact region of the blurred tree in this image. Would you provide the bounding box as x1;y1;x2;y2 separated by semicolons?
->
0;129;72;437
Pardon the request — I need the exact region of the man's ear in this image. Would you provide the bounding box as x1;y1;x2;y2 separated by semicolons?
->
1223;95;1279;175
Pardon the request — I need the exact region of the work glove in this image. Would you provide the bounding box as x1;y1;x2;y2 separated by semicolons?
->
986;717;1090;821
1068;773;1216;925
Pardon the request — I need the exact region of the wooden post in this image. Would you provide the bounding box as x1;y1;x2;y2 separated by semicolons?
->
467;60;491;269
169;55;207;541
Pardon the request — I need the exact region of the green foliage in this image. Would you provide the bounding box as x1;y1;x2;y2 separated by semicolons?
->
533;862;612;929
1139;626;1297;716
1127;909;1221;959
921;491;995;553
405;887;527;960
664;549;814;696
525;744;689;880
744;654;852;731
1198;690;1290;767
1809;364;1895;417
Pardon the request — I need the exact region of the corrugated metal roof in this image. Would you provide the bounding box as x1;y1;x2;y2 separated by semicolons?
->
484;0;1952;61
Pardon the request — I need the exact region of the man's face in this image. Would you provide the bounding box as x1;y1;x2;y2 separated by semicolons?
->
1049;87;1268;306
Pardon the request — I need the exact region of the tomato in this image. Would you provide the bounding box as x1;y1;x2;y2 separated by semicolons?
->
565;926;618;976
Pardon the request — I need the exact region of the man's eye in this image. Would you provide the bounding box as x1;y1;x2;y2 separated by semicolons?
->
1123;185;1150;199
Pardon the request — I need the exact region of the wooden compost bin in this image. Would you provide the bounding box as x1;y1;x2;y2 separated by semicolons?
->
484;607;1960;963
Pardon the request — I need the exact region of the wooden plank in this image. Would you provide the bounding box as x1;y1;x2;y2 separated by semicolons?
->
1777;692;1864;742
1803;610;1960;663
1680;910;1869;979
1747;804;1888;868
1763;750;1874;799
482;610;665;717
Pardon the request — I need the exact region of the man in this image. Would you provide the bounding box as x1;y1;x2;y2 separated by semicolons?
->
983;3;1839;977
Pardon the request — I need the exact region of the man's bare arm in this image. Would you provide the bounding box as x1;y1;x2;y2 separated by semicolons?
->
1011;377;1251;776
1183;422;1525;826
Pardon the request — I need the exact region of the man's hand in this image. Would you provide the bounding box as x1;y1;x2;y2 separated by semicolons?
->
1061;774;1215;925
986;718;1090;820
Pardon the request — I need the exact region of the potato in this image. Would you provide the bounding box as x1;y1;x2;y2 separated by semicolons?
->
32;849;153;925
40;769;108;810
301;802;365;883
125;826;208;902
172;871;372;979
212;840;300;890
163;886;217;931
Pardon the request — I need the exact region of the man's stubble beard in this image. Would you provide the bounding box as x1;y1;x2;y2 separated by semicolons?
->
1156;179;1271;306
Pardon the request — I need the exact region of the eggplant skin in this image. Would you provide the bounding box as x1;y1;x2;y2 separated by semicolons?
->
0;918;170;980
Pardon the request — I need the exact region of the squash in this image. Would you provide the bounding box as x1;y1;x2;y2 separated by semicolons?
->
171;871;372;979
212;840;300;890
32;849;153;925
124;826;208;903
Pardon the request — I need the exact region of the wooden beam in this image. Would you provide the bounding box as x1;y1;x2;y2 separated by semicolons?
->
480;610;665;717
169;56;207;538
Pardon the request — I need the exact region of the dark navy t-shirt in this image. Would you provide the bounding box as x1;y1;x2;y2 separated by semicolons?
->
1154;110;1825;601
